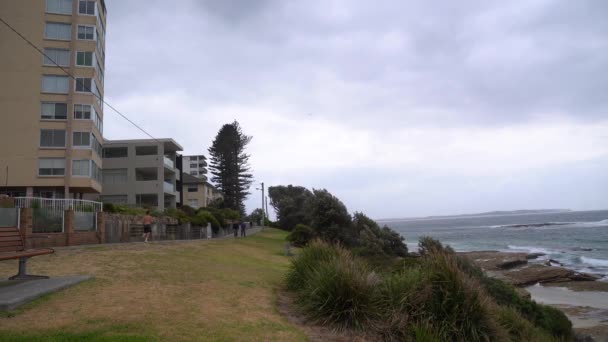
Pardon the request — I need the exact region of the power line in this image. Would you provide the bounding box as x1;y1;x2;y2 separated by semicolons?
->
0;15;160;143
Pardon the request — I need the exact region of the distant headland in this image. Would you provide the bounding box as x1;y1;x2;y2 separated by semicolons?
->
378;209;572;222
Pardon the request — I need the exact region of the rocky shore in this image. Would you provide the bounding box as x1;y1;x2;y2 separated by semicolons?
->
461;251;608;341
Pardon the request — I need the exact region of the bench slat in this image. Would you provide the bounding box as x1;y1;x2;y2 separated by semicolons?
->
0;227;19;232
0;240;23;247
0;235;22;242
0;246;24;253
0;248;54;261
0;231;22;237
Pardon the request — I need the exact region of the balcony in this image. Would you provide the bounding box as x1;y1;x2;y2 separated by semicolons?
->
163;156;174;170
163;181;175;194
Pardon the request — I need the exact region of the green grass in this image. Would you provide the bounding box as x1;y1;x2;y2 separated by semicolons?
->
0;229;307;341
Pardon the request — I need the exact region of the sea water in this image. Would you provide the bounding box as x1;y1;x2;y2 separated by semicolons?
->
382;210;608;279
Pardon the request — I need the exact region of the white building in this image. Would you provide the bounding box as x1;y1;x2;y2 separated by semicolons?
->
183;155;207;179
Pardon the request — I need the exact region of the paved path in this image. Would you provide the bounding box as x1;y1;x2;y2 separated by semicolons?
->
0;276;91;311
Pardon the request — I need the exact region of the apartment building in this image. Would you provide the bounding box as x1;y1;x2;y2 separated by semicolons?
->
99;139;183;211
0;0;107;199
182;173;223;209
182;155;208;179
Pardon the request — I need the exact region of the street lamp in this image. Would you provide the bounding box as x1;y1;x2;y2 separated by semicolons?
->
255;182;266;227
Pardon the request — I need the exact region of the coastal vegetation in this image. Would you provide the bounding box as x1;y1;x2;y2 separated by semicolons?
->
270;183;572;340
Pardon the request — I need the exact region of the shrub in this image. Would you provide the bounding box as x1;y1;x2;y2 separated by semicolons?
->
192;211;221;231
285;240;339;291
418;236;454;256
286;224;314;247
421;251;507;341
163;208;190;224
496;306;554;341
296;245;379;329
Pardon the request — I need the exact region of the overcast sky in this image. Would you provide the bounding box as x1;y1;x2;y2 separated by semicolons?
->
103;0;608;218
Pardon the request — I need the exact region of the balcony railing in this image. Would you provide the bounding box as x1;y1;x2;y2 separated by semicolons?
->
163;156;174;169
163;181;174;193
14;197;103;213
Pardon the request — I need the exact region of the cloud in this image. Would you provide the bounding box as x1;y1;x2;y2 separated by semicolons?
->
102;0;608;217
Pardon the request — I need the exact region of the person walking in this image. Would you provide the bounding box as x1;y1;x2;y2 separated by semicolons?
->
233;221;239;238
240;221;247;237
142;210;154;243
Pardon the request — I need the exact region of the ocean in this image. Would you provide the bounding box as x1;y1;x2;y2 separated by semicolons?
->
382;210;608;279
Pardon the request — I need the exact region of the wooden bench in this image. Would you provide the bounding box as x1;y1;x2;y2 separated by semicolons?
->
0;226;54;280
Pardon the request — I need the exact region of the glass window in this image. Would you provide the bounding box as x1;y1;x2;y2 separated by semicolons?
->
187;186;198;193
77;25;95;40
103;147;128;158
45;22;71;40
103;169;127;184
92;160;102;184
41;75;69;93
72;160;90;176
43;48;70;66
135;146;158;156
189;163;197;168
78;0;95;15
41;102;67;120
74;104;92;119
73;132;91;147
46;0;73;14
76;51;94;66
188;199;198;207
91;134;103;156
38;158;65;176
75;77;92;92
40;129;66;147
190;171;198;175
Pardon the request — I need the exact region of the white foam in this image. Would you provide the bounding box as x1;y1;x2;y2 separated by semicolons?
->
581;256;608;267
507;245;554;255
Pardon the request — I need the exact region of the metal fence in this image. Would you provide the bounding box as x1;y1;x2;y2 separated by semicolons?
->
0;208;18;227
14;197;103;213
32;207;64;233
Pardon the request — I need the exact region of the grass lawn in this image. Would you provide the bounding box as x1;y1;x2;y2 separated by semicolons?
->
0;229;307;341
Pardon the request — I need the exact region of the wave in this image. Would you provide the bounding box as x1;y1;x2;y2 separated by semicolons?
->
507;245;555;255
490;219;608;229
581;256;608;268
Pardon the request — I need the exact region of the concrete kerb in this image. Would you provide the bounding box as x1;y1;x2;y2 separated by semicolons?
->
0;275;92;311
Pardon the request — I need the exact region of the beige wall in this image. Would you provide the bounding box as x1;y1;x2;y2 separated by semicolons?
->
183;183;205;208
0;1;106;195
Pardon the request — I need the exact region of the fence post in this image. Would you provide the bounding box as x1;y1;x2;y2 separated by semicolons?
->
19;208;33;249
96;211;105;243
65;209;74;246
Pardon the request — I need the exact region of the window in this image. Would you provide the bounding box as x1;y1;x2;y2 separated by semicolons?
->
45;22;71;40
190;171;198;176
40;129;66;148
187;186;198;193
76;51;94;66
188;199;198;207
41;75;69;93
72;160;90;176
92;161;102;184
78;0;95;15
75;77;92;92
91;134;103;156
73;132;91;147
94;112;103;134
101;195;128;204
77;25;95;40
43;48;70;66
189;163;197;168
41;102;67;120
39;158;65;176
46;0;73;14
103;147;128;158
103;169;127;184
135;146;158;156
74;104;92;119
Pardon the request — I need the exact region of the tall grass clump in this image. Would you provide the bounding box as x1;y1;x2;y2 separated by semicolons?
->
285;240;340;291
297;249;380;329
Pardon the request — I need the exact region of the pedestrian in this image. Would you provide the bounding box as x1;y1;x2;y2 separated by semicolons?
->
240;221;247;237
233;221;239;238
142;210;154;243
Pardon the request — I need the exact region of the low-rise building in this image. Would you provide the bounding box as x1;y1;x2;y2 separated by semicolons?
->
99;138;183;211
182;173;223;209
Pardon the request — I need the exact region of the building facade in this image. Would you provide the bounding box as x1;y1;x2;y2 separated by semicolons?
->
100;139;182;211
0;0;107;199
182;155;208;179
182;173;223;209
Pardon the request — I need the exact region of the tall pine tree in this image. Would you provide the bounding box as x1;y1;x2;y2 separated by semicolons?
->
208;121;253;215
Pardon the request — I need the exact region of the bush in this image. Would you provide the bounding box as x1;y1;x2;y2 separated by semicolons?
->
163;208;190;224
286;224;314;247
496;306;554;341
285;240;339;291
192;210;221;231
296;245;379;329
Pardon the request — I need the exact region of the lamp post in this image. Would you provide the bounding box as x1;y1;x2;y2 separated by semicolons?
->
255;182;266;228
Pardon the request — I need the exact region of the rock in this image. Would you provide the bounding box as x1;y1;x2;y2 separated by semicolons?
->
545;259;564;267
526;253;546;260
460;251;529;271
498;258;528;270
504;265;599;287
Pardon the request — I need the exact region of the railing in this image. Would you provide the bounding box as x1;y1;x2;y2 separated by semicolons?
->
14;197;103;213
163;181;174;193
163;156;174;169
